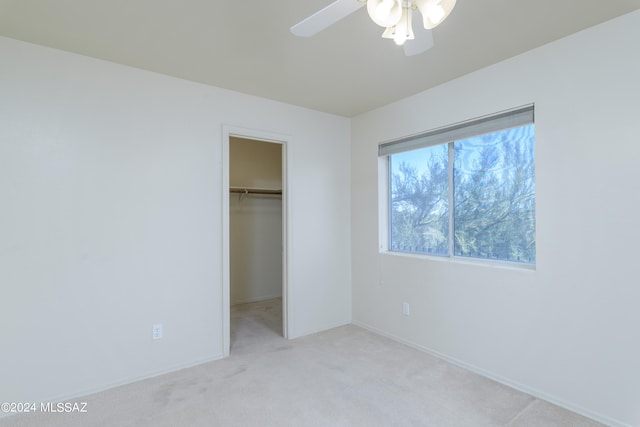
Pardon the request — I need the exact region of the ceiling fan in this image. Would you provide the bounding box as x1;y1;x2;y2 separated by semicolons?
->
290;0;456;56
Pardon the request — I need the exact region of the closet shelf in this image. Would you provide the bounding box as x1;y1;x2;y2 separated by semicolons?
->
230;187;282;195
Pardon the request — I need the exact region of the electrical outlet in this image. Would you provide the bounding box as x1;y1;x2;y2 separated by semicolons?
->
152;324;163;340
402;302;410;316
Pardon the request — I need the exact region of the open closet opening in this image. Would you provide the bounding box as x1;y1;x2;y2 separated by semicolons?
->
227;135;286;353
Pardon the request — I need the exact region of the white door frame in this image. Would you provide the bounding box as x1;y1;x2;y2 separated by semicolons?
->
221;125;291;357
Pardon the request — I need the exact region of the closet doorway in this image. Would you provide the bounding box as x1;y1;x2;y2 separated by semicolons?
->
222;127;289;357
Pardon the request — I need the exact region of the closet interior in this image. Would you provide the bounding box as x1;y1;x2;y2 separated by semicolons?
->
229;137;283;336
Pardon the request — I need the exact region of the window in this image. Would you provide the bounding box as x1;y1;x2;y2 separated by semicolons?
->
380;105;535;264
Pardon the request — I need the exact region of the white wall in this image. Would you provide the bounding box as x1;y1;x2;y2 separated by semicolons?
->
351;11;640;427
0;36;351;405
230;138;282;305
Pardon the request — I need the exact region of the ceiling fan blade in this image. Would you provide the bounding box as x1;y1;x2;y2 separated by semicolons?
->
403;27;434;56
403;13;434;56
290;0;365;37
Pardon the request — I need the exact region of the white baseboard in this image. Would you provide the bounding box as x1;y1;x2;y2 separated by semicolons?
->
231;294;282;305
289;318;352;340
0;353;224;421
352;320;629;427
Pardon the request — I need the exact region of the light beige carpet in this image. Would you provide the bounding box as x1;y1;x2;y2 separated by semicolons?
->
3;298;603;426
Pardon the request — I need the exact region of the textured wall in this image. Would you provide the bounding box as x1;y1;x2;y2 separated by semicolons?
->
0;36;351;405
351;11;640;427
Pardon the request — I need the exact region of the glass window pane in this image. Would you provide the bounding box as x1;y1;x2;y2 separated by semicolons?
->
453;124;536;263
390;144;449;256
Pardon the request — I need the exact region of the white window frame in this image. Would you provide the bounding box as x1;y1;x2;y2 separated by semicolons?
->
378;104;535;269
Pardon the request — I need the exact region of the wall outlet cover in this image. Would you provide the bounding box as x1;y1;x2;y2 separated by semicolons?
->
402;302;410;316
152;324;163;340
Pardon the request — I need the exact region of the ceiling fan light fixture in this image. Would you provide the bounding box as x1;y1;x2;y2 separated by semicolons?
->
393;3;414;46
290;0;450;55
366;0;403;27
415;0;456;29
426;4;445;24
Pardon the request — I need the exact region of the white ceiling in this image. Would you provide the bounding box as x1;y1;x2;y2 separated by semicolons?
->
1;0;639;117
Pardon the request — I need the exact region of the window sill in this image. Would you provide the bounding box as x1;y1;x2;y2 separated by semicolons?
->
380;249;536;272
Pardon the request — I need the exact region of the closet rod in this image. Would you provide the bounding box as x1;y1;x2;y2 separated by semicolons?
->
229;187;282;195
